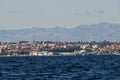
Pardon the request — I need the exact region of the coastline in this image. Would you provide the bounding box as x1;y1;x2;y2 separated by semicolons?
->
0;53;120;57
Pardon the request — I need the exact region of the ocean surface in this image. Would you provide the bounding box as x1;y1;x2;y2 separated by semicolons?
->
0;55;120;80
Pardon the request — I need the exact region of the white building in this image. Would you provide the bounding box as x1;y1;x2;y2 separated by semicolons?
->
29;51;53;56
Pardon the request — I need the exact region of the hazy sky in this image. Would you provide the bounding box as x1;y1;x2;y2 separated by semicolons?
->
0;0;120;30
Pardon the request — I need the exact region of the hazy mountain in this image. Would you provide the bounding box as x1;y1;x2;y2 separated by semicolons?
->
0;22;120;42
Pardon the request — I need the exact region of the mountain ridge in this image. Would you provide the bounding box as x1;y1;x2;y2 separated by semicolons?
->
0;22;120;42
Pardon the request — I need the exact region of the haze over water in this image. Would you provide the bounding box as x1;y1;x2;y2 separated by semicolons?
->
0;0;120;79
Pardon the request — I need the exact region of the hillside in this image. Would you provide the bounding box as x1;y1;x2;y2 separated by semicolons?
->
0;22;120;42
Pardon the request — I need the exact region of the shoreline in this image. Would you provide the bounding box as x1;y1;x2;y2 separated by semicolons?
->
0;54;120;57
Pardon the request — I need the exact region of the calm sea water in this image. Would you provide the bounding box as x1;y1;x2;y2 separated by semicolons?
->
0;55;120;80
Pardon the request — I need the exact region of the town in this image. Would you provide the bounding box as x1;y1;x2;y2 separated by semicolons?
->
0;41;120;56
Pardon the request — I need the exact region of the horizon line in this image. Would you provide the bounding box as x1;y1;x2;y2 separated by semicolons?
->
0;22;119;30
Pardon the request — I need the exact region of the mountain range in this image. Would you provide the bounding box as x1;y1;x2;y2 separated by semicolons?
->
0;22;120;42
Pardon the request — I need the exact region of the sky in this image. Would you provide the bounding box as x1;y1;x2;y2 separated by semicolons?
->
0;0;120;30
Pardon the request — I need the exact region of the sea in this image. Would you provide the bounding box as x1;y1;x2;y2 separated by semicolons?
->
0;55;120;80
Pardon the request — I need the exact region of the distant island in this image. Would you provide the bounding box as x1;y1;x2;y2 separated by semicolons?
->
0;41;120;56
0;22;120;42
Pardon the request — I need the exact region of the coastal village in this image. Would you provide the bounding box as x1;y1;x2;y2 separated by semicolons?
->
0;41;120;56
